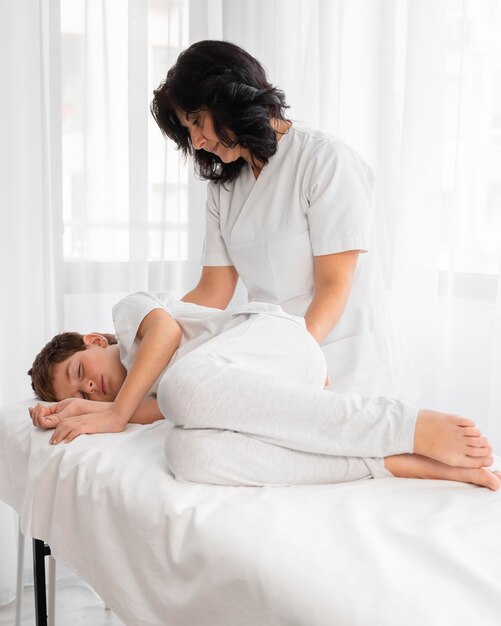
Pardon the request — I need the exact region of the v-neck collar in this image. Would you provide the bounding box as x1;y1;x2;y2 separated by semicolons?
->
243;123;293;186
228;126;294;239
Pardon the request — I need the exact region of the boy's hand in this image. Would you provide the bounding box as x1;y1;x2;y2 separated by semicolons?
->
29;398;83;429
30;398;114;430
49;408;126;445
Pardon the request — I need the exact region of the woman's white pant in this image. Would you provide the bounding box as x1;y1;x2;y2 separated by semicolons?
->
158;313;418;486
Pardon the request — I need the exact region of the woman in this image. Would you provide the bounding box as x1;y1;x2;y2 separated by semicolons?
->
151;40;417;399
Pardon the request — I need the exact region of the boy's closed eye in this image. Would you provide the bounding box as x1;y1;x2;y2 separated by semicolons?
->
77;363;88;400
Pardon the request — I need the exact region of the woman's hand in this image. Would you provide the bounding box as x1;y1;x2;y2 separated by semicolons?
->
49;408;126;445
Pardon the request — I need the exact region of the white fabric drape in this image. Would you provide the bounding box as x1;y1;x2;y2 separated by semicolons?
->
0;0;62;405
0;0;63;606
1;0;501;605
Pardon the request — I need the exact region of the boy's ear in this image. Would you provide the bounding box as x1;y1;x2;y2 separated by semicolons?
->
82;333;109;348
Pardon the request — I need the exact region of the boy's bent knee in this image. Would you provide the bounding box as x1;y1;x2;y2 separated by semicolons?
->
157;359;206;426
157;355;232;428
166;426;226;485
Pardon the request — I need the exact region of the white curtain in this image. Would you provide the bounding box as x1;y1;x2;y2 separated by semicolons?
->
1;0;501;604
57;0;199;333
0;0;62;606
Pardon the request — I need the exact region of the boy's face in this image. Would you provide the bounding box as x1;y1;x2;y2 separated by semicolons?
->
51;334;127;402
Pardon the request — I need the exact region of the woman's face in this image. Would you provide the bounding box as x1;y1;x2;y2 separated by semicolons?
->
176;108;248;164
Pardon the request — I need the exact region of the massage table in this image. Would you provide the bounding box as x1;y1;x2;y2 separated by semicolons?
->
1;399;501;626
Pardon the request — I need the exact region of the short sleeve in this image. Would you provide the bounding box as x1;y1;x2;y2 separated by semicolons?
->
112;292;172;371
201;181;234;266
303;140;375;256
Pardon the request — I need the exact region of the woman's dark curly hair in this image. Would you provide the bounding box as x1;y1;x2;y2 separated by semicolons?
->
150;40;289;184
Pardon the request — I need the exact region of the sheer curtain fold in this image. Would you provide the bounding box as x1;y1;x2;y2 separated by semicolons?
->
489;276;501;446
128;0;149;292
389;1;501;436
0;0;61;405
0;0;62;605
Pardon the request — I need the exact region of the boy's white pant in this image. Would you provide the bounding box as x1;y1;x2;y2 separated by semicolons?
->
158;313;419;486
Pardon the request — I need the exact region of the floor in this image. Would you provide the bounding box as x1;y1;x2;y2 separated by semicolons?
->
0;571;125;626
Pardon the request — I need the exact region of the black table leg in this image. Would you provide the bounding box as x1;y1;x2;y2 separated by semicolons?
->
32;538;51;626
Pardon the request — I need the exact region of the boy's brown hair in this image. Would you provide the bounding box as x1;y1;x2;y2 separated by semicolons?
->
28;332;117;402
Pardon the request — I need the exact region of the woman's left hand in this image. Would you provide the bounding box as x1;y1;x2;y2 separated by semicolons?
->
49;408;126;445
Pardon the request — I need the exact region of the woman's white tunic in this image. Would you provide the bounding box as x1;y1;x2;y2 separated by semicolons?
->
202;124;417;400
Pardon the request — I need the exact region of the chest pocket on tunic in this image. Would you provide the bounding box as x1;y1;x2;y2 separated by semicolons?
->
228;230;314;304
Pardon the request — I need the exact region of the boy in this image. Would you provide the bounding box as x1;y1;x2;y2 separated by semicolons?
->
29;292;499;489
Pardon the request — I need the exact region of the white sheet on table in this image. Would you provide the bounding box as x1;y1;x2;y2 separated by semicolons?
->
1;400;500;626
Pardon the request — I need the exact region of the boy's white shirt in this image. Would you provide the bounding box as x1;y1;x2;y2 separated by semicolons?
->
112;292;305;395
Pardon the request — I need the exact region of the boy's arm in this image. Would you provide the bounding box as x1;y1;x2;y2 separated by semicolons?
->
128;398;164;424
111;307;181;426
31;397;164;429
49;308;179;443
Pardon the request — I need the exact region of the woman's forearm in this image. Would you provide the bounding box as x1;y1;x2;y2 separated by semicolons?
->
306;250;359;343
304;281;352;343
181;266;238;309
182;285;228;309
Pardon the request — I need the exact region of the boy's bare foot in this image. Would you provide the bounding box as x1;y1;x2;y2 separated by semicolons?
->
385;454;501;491
413;410;493;468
